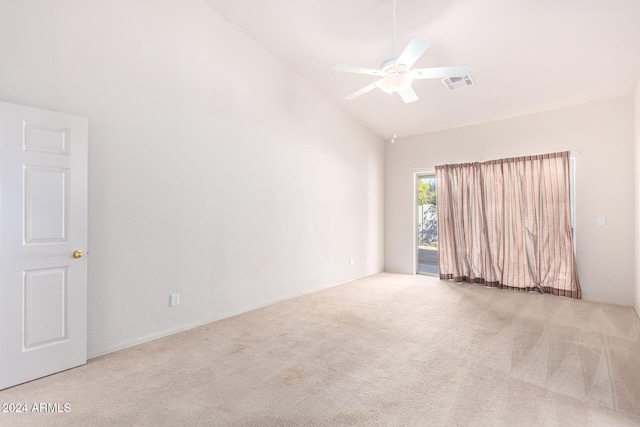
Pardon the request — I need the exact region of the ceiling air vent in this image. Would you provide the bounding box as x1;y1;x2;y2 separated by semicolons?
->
442;74;474;91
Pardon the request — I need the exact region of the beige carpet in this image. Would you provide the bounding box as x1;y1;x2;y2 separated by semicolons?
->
1;273;639;426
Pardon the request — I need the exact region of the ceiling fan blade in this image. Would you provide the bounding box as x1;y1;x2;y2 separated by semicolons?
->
410;65;470;79
344;80;381;100
398;85;419;103
396;38;431;68
332;63;384;76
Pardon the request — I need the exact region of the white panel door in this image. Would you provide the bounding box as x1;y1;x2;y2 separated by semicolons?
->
0;101;87;390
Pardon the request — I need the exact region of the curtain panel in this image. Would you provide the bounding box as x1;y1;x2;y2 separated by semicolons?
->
435;151;580;298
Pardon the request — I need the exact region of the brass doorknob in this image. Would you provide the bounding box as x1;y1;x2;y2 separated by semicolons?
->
73;250;84;259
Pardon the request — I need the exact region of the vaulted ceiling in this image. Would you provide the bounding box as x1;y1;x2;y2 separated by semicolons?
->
204;0;640;139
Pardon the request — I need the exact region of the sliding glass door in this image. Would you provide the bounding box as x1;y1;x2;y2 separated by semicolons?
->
417;175;438;275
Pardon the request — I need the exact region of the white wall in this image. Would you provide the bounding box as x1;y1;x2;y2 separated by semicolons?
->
635;77;640;316
385;97;635;306
0;0;384;357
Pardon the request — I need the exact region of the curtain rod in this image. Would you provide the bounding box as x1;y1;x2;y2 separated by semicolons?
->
411;151;581;171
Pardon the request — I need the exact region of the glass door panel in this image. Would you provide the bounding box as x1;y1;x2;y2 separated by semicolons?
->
417;175;438;275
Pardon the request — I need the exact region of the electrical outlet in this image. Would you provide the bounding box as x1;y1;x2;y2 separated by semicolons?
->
170;293;180;307
350;257;354;266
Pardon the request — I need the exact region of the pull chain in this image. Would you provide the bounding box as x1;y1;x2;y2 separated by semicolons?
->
391;94;398;143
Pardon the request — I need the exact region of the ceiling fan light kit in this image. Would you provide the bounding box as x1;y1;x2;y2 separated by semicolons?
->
379;74;413;95
332;0;469;104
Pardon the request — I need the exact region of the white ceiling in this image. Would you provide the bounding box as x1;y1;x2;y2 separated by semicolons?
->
203;0;640;139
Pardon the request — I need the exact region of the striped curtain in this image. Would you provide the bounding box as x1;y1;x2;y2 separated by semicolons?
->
435;151;580;298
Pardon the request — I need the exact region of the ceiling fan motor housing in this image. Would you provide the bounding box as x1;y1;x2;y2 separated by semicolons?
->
380;58;409;74
378;59;412;94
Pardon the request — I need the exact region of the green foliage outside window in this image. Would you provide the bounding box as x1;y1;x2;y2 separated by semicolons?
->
418;179;437;205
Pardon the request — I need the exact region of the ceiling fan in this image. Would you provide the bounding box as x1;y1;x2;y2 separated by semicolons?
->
332;0;469;103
